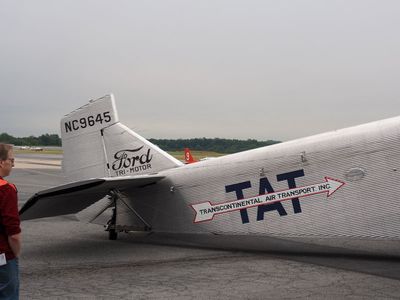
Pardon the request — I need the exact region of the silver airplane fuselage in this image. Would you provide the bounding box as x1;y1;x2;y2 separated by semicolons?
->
20;95;400;256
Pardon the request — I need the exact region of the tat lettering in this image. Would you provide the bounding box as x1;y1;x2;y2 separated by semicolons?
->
225;169;305;224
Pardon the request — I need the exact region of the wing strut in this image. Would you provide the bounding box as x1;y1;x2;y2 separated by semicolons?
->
114;190;152;229
105;189;152;240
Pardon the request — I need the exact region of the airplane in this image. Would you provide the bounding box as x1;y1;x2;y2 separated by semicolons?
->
19;95;400;256
184;148;217;164
30;146;43;151
18;146;43;151
184;148;198;164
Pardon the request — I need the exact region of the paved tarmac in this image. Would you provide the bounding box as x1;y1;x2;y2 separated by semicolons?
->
7;154;400;299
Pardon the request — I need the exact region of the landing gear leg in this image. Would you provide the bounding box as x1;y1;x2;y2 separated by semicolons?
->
107;206;118;240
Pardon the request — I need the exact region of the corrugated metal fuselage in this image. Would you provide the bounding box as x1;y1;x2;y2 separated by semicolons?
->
118;117;400;255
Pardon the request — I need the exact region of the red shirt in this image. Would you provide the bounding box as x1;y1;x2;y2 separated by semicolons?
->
0;177;21;260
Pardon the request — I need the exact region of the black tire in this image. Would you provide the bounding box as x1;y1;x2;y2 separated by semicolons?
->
109;229;118;240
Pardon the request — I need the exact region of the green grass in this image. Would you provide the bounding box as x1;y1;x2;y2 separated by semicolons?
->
15;148;224;160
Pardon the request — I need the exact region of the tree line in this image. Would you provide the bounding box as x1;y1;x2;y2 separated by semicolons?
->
0;133;62;147
0;133;280;153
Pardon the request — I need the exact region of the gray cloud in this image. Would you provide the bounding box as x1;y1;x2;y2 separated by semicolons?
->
1;0;399;141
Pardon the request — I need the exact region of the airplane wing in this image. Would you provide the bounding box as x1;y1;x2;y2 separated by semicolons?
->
19;174;164;221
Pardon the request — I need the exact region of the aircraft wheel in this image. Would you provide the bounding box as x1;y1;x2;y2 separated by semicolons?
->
109;229;118;240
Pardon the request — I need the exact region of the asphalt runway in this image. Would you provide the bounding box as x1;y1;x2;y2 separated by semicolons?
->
7;154;400;299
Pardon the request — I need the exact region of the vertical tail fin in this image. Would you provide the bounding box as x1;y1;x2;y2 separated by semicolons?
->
61;95;183;182
184;148;198;164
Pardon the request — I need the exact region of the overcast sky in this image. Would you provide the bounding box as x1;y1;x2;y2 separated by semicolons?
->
1;0;399;141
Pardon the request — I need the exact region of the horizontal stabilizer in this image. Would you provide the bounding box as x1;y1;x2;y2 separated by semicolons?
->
19;174;164;221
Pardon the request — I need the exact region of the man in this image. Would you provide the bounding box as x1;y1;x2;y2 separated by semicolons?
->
0;144;21;299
